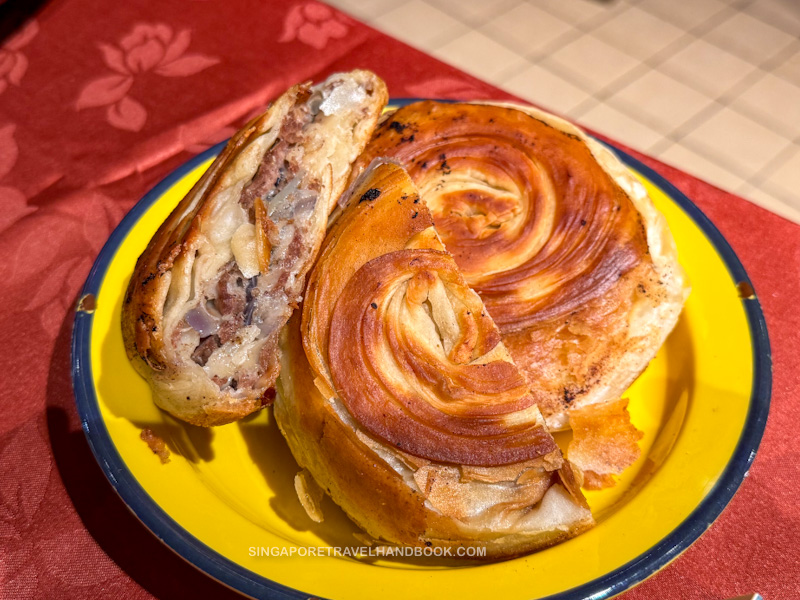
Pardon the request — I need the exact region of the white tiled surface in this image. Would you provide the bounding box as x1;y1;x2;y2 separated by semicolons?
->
593;6;684;59
372;1;467;49
502;64;591;113
328;0;800;224
607;69;714;135
705;11;794;64
659;39;755;98
483;4;573;56
431;31;529;84
682;106;790;177
547;34;642;93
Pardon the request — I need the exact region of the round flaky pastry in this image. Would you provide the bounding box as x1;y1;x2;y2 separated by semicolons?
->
275;162;593;558
350;101;689;431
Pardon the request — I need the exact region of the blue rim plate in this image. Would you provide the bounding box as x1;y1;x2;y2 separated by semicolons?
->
71;98;771;599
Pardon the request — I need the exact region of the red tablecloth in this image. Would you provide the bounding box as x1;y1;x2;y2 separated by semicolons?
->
1;1;798;598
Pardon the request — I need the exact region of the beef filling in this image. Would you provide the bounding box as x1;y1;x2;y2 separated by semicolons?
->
239;98;311;212
191;334;220;366
187;88;327;388
216;266;248;344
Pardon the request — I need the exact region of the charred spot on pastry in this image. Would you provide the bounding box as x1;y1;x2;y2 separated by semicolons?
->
359;188;381;203
142;272;156;286
388;120;408;133
370;302;378;309
563;388;576;405
580;219;587;226
412;211;418;219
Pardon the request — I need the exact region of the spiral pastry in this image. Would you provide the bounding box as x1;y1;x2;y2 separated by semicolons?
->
275;162;593;557
350;101;689;432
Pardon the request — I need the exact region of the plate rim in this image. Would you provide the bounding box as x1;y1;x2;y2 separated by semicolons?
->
71;98;771;600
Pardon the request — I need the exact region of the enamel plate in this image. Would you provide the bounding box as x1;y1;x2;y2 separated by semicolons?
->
72;100;770;600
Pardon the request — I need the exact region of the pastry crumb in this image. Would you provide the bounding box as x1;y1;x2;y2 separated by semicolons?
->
140;428;170;464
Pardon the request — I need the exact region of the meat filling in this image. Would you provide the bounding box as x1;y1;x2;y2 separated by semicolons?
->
187;91;324;392
239;96;310;212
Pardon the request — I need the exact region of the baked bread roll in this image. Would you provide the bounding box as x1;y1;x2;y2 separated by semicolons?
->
275;161;593;558
122;70;388;426
350;101;689;432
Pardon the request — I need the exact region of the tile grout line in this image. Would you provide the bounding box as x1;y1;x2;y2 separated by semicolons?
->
667;100;726;143
372;0;472;54
745;140;799;188
443;0;521;30
739;177;800;215
739;0;800;38
706;38;800;140
567;62;652;118
673;125;784;183
426;0;518;30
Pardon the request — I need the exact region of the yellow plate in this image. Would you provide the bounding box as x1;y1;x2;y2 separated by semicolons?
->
72;100;770;600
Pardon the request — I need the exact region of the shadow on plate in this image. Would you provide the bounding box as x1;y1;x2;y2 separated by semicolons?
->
47;307;243;599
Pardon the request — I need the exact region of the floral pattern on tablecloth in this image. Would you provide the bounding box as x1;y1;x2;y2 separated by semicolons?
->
76;23;219;131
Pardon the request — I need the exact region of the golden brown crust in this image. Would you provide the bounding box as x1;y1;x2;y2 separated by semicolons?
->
276;162;593;558
567;397;643;490
305;162;555;466
277;317;430;546
122;70;388;426
350;101;689;431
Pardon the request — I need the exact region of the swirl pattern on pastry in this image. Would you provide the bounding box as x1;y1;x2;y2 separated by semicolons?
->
276;160;593;557
308;161;556;466
329;248;556;465
350;101;688;429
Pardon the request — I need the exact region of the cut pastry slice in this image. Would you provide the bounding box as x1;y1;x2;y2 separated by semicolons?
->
122;70;388;426
350;100;690;435
276;161;593;559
